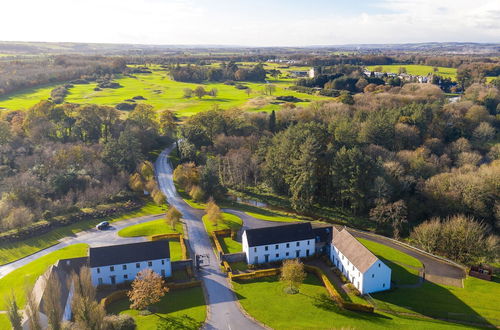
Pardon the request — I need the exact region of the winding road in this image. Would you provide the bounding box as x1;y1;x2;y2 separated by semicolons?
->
155;146;263;330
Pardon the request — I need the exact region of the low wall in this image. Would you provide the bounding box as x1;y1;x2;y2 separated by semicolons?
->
171;259;194;271
222;252;246;263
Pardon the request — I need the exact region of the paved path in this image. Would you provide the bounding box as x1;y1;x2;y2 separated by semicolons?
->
156;146;263;330
0;214;163;279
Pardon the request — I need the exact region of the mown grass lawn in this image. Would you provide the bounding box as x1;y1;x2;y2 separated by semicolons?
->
366;64;457;80
0;202;164;265
373;275;500;327
357;238;423;285
118;219;183;237
232;274;467;329
202;212;243;233
0;244;88;310
107;287;206;330
0;314;10;329
219;236;242;254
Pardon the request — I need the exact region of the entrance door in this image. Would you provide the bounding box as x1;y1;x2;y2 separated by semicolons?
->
254;256;258;264
264;254;269;263
110;275;116;285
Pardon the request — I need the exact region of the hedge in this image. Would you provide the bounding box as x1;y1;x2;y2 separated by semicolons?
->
229;268;280;280
180;235;188;260
211;232;225;256
222;261;232;273
0;200;142;243
304;265;374;313
101;290;128;309
167;280;201;290
150;233;189;260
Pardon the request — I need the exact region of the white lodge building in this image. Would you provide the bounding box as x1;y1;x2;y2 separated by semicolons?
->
242;223;316;264
89;240;172;286
330;228;391;294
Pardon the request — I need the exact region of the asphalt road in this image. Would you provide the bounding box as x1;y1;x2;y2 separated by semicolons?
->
0;214;163;278
155;146;263;330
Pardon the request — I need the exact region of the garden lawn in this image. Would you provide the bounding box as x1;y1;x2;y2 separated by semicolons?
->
118;219;183;237
0;82;59;110
245;211;303;223
232;274;467;329
0;202;164;265
0;244;88;310
107;287;206;330
366;64;457;80
202;212;242;233
357;238;422;285
219;236;242;254
372;275;500;327
0;314;9;329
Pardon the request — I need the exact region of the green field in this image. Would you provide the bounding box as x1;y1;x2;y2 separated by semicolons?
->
245;210;303;223
118;219;183;237
107;287;206;330
202;212;243;233
232;275;467;329
358;238;422;285
366;64;457;80
0;202;164;265
0;244;88;310
0;64;330;116
219;236;242;254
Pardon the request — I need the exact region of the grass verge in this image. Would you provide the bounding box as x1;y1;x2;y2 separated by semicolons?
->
118;219;183;237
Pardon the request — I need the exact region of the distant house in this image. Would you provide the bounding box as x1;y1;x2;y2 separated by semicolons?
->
289;70;309;78
89;240;171;286
330;228;391;294
242;223;316;264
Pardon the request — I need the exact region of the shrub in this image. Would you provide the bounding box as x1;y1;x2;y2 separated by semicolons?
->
104;314;136;330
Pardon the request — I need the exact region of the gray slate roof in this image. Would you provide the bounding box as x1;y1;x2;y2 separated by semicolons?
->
89;240;170;267
333;228;379;273
244;223;315;247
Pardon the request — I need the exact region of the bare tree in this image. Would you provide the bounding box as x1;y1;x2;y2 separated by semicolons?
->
25;287;42;330
5;293;22;330
71;267;106;330
44;273;63;330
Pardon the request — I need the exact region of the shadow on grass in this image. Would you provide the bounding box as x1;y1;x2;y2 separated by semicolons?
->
380;258;421;286
156;314;203;330
373;281;494;327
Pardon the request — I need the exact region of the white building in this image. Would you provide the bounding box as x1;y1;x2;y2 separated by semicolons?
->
330;228;391;294
242;223;319;264
89;240;172;286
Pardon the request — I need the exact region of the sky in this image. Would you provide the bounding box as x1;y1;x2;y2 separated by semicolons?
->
0;0;499;46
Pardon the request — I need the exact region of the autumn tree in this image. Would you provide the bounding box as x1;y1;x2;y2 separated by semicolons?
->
128;269;168;310
71;267;106;330
25;288;42;330
205;198;222;228
194;86;206;99
280;259;306;294
166;206;182;230
5;294;22;330
264;84;276;96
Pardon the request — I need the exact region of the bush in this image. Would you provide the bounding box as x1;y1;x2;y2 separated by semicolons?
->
276;95;303;102
104;314;136;330
116;103;136;111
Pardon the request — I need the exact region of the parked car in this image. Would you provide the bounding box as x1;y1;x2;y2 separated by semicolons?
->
96;221;110;230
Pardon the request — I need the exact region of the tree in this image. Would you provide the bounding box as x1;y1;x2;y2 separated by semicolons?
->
264;84;276;96
5;293;22;330
339;91;354;105
398;67;407;74
166;206;182;230
183;88;193;98
269;110;276;133
194;86;206;99
369;199;407;239
158;109;177;138
205;198;222;228
245;87;252;97
280;259;306;294
25;287;42;330
103;129;143;172
71;267;107;330
128;269;168;310
44;273;63;330
208;88;218;97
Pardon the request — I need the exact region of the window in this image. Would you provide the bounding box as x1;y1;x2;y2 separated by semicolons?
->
124;274;128;279
123;265;127;270
148;261;153;267
275;244;279;249
254;247;257;252
276;253;279;258
286;243;290;248
286;252;289;257
136;263;140;268
110;266;114;272
161;260;165;265
372;274;375;278
352;265;355;271
347;260;350;265
378;263;381;268
296;242;300;247
97;268;100;274
383;283;385;288
307;241;310;245
342;255;344;260
265;246;269;251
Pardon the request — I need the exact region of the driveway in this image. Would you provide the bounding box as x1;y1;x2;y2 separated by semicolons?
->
0;214;163;279
156;146;263;330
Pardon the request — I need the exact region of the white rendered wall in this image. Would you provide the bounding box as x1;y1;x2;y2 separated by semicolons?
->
91;258;171;286
242;233;314;264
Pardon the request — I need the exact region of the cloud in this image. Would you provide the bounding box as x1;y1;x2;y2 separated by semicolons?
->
0;0;498;46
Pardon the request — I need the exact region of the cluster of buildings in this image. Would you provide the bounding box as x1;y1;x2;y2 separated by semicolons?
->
362;69;432;83
242;222;391;294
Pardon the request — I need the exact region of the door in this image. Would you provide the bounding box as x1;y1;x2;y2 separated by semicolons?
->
254;256;258;264
110;276;116;285
264;254;269;263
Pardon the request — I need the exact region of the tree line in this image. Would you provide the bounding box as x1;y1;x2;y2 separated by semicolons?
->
169;62;267;83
